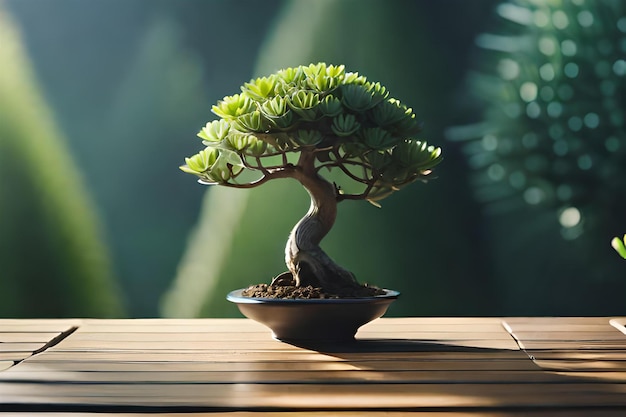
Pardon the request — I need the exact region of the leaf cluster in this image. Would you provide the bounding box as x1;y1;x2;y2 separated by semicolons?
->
181;63;442;204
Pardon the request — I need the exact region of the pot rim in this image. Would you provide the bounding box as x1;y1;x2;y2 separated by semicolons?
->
227;288;400;304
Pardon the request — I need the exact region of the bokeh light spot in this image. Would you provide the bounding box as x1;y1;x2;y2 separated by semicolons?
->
520;82;538;102
524;187;545;205
564;62;579;78
567;116;583;131
552;10;569;29
577;10;594;27
539;36;557;55
497;58;520;79
561;39;577;56
559;206;581;228
487;163;506;181
482;134;498;151
539;63;555;81
605;136;620;152
526;101;541;118
583;112;600;129
534;10;550;27
547;101;563;118
577;154;593;170
613;59;626;76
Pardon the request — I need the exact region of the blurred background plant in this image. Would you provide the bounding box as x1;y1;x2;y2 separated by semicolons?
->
3;0;280;317
1;0;623;318
449;0;626;314
0;5;123;317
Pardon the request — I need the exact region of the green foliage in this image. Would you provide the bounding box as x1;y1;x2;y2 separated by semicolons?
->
612;235;626;259
181;63;442;205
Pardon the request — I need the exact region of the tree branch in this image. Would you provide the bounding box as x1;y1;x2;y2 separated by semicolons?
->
316;158;374;185
336;182;375;202
198;165;297;189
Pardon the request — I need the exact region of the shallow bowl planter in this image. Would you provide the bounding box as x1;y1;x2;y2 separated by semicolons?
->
227;288;400;342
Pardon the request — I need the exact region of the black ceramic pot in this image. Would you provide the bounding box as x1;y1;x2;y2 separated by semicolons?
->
227;288;399;342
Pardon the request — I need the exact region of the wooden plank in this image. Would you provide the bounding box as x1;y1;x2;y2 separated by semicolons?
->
0;320;80;333
359;324;508;333
66;331;514;342
49;339;323;351
503;318;626;345
526;357;626;374
529;350;626;360
552;371;626;383
509;331;626;341
521;341;626;350
25;349;534;365
0;369;572;384
366;317;504;324
67;332;271;342
7;358;539;374
1;382;626;409
0;343;49;353
0;352;31;362
0;333;61;343
503;319;619;335
504;317;620;325
71;318;506;333
534;359;626;372
73;319;268;334
45;339;520;352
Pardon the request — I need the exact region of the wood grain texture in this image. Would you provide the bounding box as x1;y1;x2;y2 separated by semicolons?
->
0;319;77;366
1;317;625;414
502;316;626;391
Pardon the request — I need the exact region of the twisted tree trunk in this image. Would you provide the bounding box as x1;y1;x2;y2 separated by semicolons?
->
272;150;359;292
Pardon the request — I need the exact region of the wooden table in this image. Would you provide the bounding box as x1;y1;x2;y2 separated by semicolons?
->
1;317;626;416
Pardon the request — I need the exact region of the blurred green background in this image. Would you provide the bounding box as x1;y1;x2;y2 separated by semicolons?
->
1;0;624;318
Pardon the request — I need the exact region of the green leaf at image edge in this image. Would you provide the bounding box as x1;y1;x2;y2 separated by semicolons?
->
611;235;626;259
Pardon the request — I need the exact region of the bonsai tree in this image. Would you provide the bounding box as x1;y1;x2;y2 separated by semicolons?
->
181;63;442;297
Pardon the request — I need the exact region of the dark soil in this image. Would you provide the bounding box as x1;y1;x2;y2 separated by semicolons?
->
241;281;386;299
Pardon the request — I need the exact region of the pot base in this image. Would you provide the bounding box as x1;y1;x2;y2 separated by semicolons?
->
227;288;399;342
